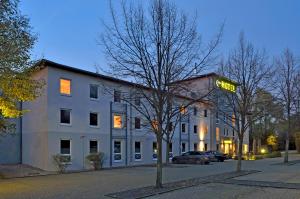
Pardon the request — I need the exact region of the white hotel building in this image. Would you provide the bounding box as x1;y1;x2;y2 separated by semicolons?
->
0;59;249;171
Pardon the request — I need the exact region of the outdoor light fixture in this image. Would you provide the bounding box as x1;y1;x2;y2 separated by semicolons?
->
261;148;266;154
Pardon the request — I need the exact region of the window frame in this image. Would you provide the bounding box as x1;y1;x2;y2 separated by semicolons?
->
89;112;99;127
181;142;186;154
168;142;173;159
114;90;121;103
113;114;123;129
193;125;198;134
181;123;186;133
60;109;72;125
134;117;141;129
89;140;99;154
194;143;198;151
204;109;208;117
59;78;72;96
89;84;99;100
134;141;142;161
60;139;72;163
113;140;122;162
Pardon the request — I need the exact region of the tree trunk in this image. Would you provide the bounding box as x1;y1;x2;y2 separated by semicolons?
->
284;114;291;163
252;138;257;155
257;139;261;154
156;135;163;188
236;135;243;172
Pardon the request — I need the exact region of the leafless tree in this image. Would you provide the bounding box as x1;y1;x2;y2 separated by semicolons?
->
274;49;299;163
219;33;272;172
100;0;222;188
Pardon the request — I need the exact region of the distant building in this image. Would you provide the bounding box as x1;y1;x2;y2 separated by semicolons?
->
0;59;249;171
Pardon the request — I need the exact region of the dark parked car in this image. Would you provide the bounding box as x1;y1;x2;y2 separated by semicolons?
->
172;151;210;165
205;151;226;162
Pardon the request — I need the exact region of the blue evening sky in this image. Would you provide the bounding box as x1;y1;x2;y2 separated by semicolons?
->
20;0;300;73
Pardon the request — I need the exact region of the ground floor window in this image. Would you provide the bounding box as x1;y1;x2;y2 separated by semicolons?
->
194;143;198;151
216;144;219;151
181;142;186;154
114;141;122;161
89;140;98;153
152;142;157;160
168;143;173;158
204;143;208;151
134;141;142;160
60;139;71;162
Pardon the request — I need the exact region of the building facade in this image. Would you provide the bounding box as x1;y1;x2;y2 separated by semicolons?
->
0;59;249;171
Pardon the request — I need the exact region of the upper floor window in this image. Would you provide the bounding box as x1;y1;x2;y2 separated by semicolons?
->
180;105;187;114
60;109;71;124
60;78;71;95
193;107;198;116
114;90;121;102
113;114;123;129
90;112;98;127
193;125;198;134
135;117;141;129
204;109;208;117
181;123;186;133
90;85;98;99
216;127;220;141
135;95;141;106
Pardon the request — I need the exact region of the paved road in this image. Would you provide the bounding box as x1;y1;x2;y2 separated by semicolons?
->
0;153;299;199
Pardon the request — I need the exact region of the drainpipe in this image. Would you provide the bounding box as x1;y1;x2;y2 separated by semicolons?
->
109;102;112;167
20;101;23;164
125;104;128;166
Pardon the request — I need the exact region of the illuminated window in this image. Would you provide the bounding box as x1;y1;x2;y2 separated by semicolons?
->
232;114;236;126
89;140;98;153
216;127;220;141
180;105;187;114
134;142;141;160
113;141;122;161
204;124;208;134
113;114;123;128
60;78;71;95
152;142;157;160
151;120;158;131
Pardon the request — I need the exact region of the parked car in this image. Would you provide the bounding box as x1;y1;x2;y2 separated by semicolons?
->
172;151;210;165
224;153;232;159
204;151;226;162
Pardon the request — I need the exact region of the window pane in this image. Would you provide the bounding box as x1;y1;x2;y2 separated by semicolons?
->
135;117;141;129
114;141;121;153
113;115;122;128
89;140;98;153
204;110;207;117
60;109;71;124
181;123;186;133
194;143;198;151
114;90;121;102
181;143;186;153
216;127;220;141
135;142;141;153
90;85;98;99
60;79;71;95
90;113;98;126
60;140;70;155
194;125;198;134
135;95;141;106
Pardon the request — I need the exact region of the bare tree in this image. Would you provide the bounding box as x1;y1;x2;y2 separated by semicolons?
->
275;49;299;163
219;33;272;172
100;0;221;188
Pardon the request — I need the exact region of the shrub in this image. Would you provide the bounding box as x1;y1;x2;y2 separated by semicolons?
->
53;154;71;173
263;151;281;158
295;132;300;153
86;152;105;170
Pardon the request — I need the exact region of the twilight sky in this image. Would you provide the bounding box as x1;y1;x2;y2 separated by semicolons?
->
20;0;300;73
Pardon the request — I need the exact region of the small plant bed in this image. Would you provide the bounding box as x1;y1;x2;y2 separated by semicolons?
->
233;151;282;161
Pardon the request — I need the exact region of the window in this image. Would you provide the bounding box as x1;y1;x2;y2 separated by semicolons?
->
168;143;173;158
216;144;219;151
152;142;157;160
135;95;141;106
216;127;220;141
232;114;236;126
89;140;98;153
180;105;187;114
181;123;186;133
113;141;122;161
90;85;98;99
60;140;71;162
194;143;198;151
113;114;123;129
60;78;71;95
204;109;208;117
204;143;208;151
204;124;208;135
114;90;121;102
216;112;219;124
60;109;71;124
168;122;173;132
134;142;141;160
90;112;98;126
194;125;198;134
223;128;226;136
181;142;186;154
233;130;235;137
193;107;198;116
135;117;141;129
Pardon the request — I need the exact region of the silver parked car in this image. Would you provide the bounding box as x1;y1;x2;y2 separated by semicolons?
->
172;151;210;164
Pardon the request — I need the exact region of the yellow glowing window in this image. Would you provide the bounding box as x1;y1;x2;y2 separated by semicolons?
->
232;114;236;126
60;79;71;95
216;127;220;141
113;115;123;128
180;106;187;114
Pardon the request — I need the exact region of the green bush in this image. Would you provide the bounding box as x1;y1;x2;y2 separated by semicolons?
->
263;151;281;158
295;132;300;153
86;152;105;170
53;154;71;173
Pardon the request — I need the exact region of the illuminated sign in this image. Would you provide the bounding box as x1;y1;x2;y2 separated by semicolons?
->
216;78;237;93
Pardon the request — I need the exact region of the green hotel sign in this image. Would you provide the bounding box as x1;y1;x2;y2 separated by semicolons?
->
216;78;237;93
